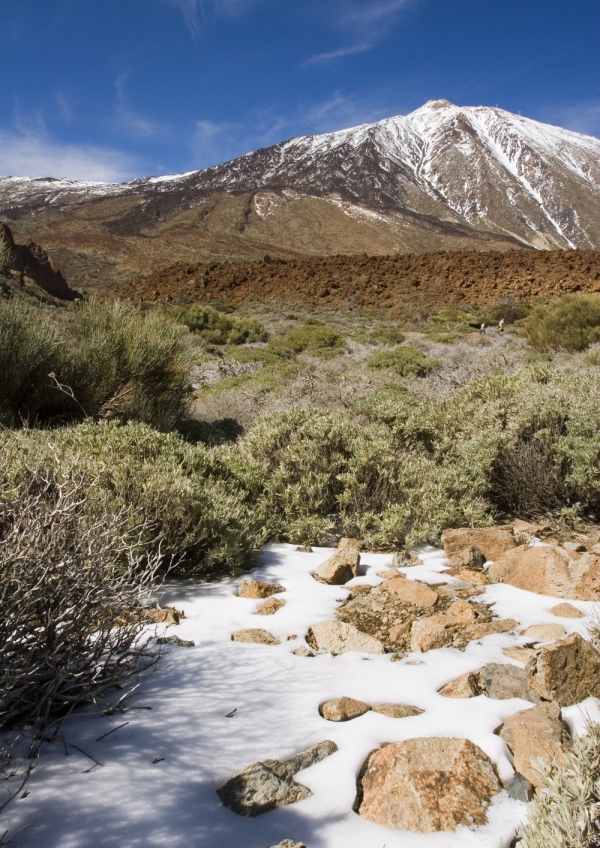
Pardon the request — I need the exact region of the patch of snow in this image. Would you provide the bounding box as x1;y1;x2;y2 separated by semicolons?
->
6;542;597;847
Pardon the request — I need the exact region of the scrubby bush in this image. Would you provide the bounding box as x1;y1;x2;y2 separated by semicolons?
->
61;301;192;430
172;303;265;345
0;452;161;783
524;294;600;352
518;722;600;848
0;238;13;277
3;421;267;574
0;300;61;424
0;299;194;429
373;326;406;345
268;320;346;359
368;345;434;377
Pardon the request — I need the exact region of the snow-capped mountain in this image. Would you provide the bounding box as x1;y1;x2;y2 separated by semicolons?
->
1;101;599;289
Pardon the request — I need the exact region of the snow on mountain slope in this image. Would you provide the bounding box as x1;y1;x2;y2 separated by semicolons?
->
1;100;600;250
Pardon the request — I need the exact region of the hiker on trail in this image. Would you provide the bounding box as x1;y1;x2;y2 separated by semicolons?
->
499;318;505;332
480;323;486;334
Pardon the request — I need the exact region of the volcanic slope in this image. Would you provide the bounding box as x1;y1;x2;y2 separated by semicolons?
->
1;100;600;291
114;249;600;314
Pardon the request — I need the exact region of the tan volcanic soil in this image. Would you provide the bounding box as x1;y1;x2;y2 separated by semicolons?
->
110;249;600;313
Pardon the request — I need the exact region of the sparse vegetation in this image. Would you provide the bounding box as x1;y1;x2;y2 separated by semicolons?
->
523;293;600;352
518;722;600;848
172;303;265;345
368;345;434;377
267;319;346;359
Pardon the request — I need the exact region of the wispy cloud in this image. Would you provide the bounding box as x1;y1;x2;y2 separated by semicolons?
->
114;76;165;139
162;0;200;36
304;0;418;65
0;128;140;182
188;90;400;169
303;42;372;66
161;0;261;36
548;100;600;139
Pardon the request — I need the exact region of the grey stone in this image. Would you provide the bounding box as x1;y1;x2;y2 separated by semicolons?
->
479;663;542;702
505;772;534;802
217;741;337;817
156;635;195;647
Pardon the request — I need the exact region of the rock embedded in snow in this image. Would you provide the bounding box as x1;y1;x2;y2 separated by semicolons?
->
521;623;566;641
295;545;313;553
478;663;542;702
454;568;488;586
392;550;421;567
239;580;286;599
292;645;314;657
306;620;384;655
550;601;584;618
503;646;536;664
313;548;359;585
488;544;600;600
377;567;402;579
371;703;424;718
156;635;195;647
231;629;281;646
145;606;184;626
217;740;337;817
527;632;600;706
255;597;286;615
438;671;482;698
441;527;515;563
319;697;371;722
439;663;541;702
448;545;485;572
499;702;571;788
381;576;439;607
505;772;535;802
356;738;502;832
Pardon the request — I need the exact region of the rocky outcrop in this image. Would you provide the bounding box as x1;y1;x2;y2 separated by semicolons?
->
499;702;571;787
239;580;286;599
448;545;485;572
268;842;306;848
526;633;600;706
313;540;360;585
0;221;79;300
319;697;370;722
306;621;384;655
217;740;337;816
410;599;517;652
381;576;439;607
356;738;502;832
441;527;515;563
488;545;600;600
231;629;281;645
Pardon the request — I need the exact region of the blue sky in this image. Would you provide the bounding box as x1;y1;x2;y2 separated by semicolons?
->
1;0;599;182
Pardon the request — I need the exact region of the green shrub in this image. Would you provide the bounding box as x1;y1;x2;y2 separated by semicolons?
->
209;299;237;314
227;346;279;365
0;299;61;424
172;304;265;345
0;238;13;277
368;345;434;377
268;321;346;359
61;301;192;430
373;326;406;345
523;294;600;352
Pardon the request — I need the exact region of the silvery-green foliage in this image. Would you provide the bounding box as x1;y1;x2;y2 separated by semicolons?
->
519;723;600;848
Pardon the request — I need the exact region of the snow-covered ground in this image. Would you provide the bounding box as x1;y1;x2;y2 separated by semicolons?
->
4;544;599;848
